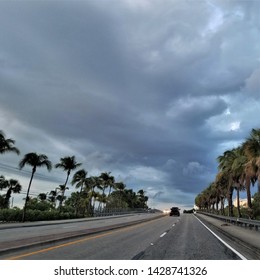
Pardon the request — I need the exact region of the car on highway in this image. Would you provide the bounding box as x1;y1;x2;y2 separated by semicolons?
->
169;207;180;216
163;209;170;214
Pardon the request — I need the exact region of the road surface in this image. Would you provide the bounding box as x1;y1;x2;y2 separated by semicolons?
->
1;213;254;260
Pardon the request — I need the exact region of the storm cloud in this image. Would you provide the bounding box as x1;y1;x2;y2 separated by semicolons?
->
0;0;259;210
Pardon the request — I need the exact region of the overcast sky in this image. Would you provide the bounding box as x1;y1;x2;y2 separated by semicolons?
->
0;0;259;210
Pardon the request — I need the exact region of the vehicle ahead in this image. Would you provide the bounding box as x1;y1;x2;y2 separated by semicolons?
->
163;209;170;214
169;207;180;216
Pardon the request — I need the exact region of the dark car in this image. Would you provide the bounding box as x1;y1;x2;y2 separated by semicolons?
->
169;207;180;216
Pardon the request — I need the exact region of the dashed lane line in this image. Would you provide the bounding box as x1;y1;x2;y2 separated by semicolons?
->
160;232;167;238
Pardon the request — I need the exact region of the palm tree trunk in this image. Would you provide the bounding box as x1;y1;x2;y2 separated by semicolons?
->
75;185;83;217
86;187;94;216
228;186;234;217
59;172;70;211
245;175;252;208
257;174;260;194
64;171;70;187
236;187;241;218
22;169;35;222
220;197;225;215
4;188;12;208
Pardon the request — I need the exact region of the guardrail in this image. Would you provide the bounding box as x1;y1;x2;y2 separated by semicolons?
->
197;211;260;231
93;208;154;217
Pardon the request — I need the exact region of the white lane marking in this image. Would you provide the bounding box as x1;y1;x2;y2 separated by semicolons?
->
160;232;167;238
194;215;247;260
172;224;175;227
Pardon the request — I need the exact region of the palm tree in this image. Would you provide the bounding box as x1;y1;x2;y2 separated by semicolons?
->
99;172;109;196
230;147;247;217
0;175;22;208
137;189;148;209
100;172;115;197
114;181;126;208
87;176;102;216
71;169;88;193
217;149;236;216
97;192;107;211
56;184;69;209
216;146;249;216
48;189;58;207
242;128;260;195
125;189;138;208
215;173;229;215
55;156;81;209
71;169;88;216
0;130;20;155
99;172;113;209
38;193;47;202
19;152;52;222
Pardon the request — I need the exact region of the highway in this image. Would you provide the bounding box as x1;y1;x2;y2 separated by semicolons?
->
0;213;257;260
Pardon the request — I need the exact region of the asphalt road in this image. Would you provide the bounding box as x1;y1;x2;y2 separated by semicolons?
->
0;213;249;260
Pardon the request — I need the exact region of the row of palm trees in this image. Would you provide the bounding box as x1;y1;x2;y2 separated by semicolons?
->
195;128;260;218
0;130;149;221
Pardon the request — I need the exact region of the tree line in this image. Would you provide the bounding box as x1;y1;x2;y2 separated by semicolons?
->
0;130;149;222
195;128;260;219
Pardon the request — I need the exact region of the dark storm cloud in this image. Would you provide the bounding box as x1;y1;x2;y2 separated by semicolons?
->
0;0;259;209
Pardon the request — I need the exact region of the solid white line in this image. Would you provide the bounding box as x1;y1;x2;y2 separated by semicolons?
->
194;215;247;260
160;232;167;238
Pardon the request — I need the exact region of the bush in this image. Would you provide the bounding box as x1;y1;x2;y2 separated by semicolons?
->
0;207;84;222
0;208;22;222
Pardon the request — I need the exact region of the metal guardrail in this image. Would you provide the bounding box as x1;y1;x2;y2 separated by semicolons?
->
234;217;260;230
197;211;260;231
93;208;152;217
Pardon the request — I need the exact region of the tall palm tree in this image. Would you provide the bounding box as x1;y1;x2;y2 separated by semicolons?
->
114;182;126;208
217;149;236;216
71;169;88;216
56;184;69;209
19;152;52;222
99;172;109;196
214;172;229;215
97;192;107;211
100;172;115;197
137;189;148;209
0;130;20;155
217;147;249;216
55;156;81;209
125;189;138;208
87;176;102;216
242;128;260;195
71;169;88;193
230;147;247;217
0;175;22;208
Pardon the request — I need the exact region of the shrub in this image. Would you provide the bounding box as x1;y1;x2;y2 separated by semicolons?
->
0;208;22;222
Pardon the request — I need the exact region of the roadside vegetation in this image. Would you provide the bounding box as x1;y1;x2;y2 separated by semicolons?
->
0;130;149;222
195;128;260;220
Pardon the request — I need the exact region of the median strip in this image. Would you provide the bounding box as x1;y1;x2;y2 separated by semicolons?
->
0;214;165;257
5;216;165;260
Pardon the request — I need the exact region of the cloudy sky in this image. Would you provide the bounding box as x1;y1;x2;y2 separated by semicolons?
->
0;0;259;210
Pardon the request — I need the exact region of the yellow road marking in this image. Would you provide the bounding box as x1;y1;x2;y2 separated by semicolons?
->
6;217;164;260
